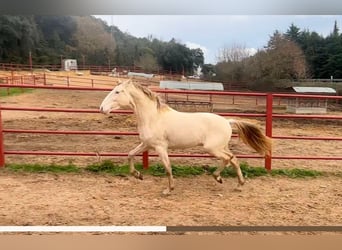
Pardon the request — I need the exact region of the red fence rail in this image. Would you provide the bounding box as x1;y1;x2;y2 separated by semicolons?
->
1;84;342;170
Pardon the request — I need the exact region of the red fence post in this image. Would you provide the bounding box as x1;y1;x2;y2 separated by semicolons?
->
265;93;273;170
0;108;5;167
142;151;149;169
43;73;46;85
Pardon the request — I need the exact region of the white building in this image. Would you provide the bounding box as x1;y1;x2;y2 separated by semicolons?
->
62;59;78;71
287;87;337;114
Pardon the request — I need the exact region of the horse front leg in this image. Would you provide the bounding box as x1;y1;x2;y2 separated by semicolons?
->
128;143;148;180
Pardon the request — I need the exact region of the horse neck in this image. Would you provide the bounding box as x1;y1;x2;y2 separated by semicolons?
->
132;95;159;128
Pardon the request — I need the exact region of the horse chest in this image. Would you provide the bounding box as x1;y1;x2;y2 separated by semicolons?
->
138;127;162;143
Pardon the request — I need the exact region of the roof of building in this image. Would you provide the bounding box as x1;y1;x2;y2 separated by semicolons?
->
160;81;224;91
292;86;337;94
127;72;154;78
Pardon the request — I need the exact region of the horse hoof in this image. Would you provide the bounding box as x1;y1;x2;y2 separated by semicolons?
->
132;172;143;180
214;176;223;184
162;189;171;196
233;186;243;192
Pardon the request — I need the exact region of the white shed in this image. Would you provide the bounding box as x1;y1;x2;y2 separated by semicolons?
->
127;72;154;78
160;81;224;91
62;59;78;71
287;86;337;114
159;80;223;112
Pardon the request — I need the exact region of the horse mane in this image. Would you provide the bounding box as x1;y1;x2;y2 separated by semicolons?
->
131;81;164;109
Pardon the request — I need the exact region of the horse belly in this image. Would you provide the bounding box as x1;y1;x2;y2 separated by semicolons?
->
166;126;205;149
161;111;231;149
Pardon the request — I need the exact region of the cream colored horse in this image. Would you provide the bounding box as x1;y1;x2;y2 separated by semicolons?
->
100;79;271;194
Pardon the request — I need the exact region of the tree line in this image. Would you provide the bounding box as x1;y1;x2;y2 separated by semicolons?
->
206;21;342;88
0;15;204;75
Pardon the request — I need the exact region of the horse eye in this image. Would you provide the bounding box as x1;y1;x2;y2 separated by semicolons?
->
115;90;120;94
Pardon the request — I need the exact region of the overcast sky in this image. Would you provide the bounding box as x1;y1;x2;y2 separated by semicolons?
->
94;15;342;64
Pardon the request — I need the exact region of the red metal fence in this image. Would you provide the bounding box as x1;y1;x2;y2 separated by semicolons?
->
1;83;342;170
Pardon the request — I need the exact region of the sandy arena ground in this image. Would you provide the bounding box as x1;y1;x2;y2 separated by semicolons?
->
0;73;341;234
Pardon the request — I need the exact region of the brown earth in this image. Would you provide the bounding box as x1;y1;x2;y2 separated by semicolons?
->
0;75;341;234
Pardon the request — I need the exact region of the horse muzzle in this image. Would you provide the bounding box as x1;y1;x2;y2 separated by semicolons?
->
99;106;108;114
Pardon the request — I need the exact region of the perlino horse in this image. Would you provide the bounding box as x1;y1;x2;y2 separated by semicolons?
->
100;79;272;194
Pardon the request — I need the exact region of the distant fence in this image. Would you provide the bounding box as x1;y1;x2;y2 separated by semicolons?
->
298;78;342;83
0;62;186;78
1;82;342;170
0;62;144;73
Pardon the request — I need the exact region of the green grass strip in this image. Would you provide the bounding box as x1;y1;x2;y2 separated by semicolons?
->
6;163;80;173
4;160;329;179
0;87;33;97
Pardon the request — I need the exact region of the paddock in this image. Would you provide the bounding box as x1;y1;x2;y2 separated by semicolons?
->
0;73;341;233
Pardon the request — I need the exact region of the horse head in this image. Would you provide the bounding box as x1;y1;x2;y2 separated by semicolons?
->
99;79;134;114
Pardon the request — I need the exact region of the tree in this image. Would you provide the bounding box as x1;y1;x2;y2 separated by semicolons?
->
157;39;204;75
319;21;342;78
0;15;40;63
333;20;339;37
201;63;216;79
73;16;116;65
287;21;342;78
296;30;325;78
216;42;250;63
285;23;301;43
191;48;204;72
34;15;77;64
215;42;251;81
134;47;159;72
245;49;271;81
264;31;308;80
215;60;245;81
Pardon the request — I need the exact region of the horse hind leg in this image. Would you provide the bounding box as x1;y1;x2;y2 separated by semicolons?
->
229;154;245;186
213;159;228;184
210;148;245;186
155;146;174;195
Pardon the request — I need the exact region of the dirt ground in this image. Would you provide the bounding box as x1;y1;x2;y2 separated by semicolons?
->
0;75;342;234
0;172;341;229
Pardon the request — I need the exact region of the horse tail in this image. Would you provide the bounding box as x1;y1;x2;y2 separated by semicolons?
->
228;119;272;156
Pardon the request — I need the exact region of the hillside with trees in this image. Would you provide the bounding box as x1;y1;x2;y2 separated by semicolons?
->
0;15;204;75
